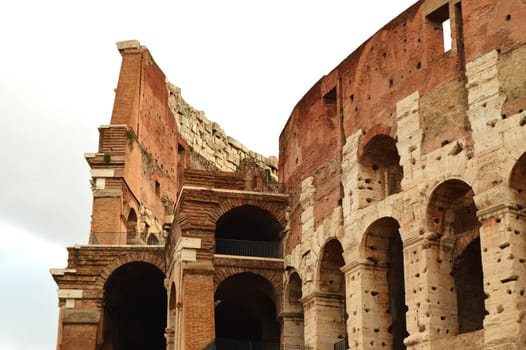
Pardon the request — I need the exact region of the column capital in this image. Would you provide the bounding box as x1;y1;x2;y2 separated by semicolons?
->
341;259;389;274
477;203;524;221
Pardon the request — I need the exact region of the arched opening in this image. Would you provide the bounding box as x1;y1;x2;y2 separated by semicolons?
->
147;233;160;245
215;205;283;258
282;271;304;347
288;272;303;314
362;218;407;349
427;180;484;334
318;239;347;348
214;272;280;349
102;262;167;350
427;180;479;237
452;238;485;333
126;209;138;244
359;135;403;206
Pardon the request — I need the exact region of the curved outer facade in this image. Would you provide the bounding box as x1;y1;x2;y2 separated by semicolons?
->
52;0;526;349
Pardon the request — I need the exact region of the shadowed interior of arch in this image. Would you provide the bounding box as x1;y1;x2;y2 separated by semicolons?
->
214;272;280;349
215;205;283;258
363;217;408;350
427;180;485;334
102;262;167;350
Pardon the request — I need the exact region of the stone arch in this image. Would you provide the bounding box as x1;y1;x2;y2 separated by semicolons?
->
426;179;480;239
210;197;287;231
426;179;485;334
127;207;138;230
313;238;347;348
147;233;160;245
360;217;407;350
284;270;303;312
214;266;282;299
317;238;346;293
102;261;167;350
125;207;138;244
357;124;395;159
214;272;281;347
281;270;305;348
214;204;284;258
356;131;403;208
95;250;165;290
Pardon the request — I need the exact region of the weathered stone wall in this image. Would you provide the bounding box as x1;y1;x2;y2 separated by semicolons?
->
280;0;526;349
167;83;278;177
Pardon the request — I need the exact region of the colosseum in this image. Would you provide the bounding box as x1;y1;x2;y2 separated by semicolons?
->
51;0;526;349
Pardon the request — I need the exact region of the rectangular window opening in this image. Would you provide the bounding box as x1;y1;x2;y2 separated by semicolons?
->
323;87;337;120
442;18;452;52
155;180;161;196
427;3;451;54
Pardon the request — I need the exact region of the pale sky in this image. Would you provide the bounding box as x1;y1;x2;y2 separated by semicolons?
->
0;0;416;348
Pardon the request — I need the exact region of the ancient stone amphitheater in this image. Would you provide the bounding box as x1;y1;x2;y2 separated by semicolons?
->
51;0;526;349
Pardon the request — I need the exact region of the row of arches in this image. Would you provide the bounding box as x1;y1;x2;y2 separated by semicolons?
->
102;263;281;350
285;216;483;349
95;150;526;349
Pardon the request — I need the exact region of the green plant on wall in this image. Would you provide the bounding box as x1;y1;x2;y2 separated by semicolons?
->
103;153;111;163
127;128;137;143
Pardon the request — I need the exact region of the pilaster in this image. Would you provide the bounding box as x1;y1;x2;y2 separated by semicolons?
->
476;204;526;348
403;235;458;350
301;291;346;349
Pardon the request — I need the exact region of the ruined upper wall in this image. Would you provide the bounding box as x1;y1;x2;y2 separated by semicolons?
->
166;83;278;177
87;40;280;245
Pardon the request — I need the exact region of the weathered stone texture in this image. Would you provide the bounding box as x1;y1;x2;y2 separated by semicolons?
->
167;83;277;175
52;1;526;350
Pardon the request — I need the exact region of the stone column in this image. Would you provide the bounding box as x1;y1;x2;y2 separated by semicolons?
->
344;260;391;350
279;311;305;348
477;204;526;349
403;235;458;350
301;291;346;349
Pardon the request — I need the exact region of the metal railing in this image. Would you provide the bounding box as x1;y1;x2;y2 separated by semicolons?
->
215;238;282;258
205;339;312;350
333;338;348;350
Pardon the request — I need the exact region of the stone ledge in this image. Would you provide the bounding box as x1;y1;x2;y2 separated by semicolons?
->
63;309;101;324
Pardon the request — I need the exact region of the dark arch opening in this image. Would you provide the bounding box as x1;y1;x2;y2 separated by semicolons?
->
361;134;403;197
215;205;283;258
282;271;305;348
364;217;408;350
427;180;479;236
318;239;347;348
147;233;160;245
288;272;303;312
214;272;280;349
427;180;484;334
126;209;138;244
102;262;166;350
453;238;486;333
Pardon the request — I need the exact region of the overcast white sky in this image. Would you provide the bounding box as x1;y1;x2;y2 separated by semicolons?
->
0;0;416;348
